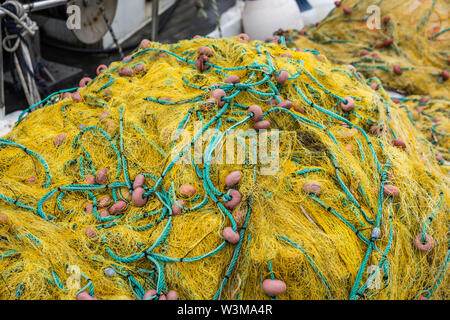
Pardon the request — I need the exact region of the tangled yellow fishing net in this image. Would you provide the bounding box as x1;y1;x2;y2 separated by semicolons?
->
0;34;448;300
281;0;449;166
283;0;449;96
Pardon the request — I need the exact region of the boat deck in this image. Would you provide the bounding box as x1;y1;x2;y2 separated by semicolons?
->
4;0;237;113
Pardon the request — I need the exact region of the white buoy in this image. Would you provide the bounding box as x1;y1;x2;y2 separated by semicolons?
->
242;0;304;41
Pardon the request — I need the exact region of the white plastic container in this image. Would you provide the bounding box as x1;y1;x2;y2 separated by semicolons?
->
208;0;245;38
310;0;336;23
298;0;336;26
242;0;304;41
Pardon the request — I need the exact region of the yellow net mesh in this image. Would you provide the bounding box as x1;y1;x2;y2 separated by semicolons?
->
283;0;449;96
282;0;449;169
0;35;448;300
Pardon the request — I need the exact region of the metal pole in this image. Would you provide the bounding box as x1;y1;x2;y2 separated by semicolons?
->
0;19;4;119
0;0;69;18
151;0;159;41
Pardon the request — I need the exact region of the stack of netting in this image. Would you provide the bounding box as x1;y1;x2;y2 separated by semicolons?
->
0;34;448;300
281;0;449;169
284;0;449;95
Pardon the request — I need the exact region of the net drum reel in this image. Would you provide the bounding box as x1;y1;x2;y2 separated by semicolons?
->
31;0;118;47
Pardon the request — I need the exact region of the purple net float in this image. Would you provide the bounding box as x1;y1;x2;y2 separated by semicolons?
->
26;176;37;184
132;187;148;207
133;174;145;190
53;133;67;147
269;95;282;106
442;70;449;81
223;227;240;244
144;290;157;299
343;6;352;14
436;153;443;162
346;64;356;73
276;70;289;85
383;185;400;198
84;203;94;214
99;209;109;218
224;190;242;210
166;290;178;300
254;120;271;130
393;139;406;149
293;102;305;114
360;50;370;57
133;64;146;73
370;82;378;90
172;200;185;216
210;89;227;107
61;92;71;100
334;1;341;7
85;226;98;238
276;100;293;109
262;279;287;296
76;291;98;300
414;233;434;252
340;97;355;112
197;46;214;57
179;185;196;198
302;182;322;196
140;39;150;50
119;67;134;77
203;98;217;111
342;128;358;138
96;168;108;185
98;196;111;208
109;201;128;215
383;16;391;24
225;171;242;188
225;75;240;84
384;38;393;47
79;77;92;88
196;55;210;72
281;52;292;58
237;33;250;43
96;65;108;75
393;65;402;75
85;175;96;185
270;36;280;44
247;105;263;121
